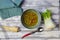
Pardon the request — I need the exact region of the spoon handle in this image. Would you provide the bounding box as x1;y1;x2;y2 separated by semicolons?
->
21;30;37;39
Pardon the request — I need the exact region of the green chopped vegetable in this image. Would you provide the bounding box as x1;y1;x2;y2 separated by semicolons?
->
41;9;55;30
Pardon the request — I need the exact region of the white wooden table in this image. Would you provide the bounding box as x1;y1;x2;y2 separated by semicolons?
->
0;0;59;40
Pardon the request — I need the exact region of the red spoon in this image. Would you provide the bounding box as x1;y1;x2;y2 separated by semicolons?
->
21;27;43;39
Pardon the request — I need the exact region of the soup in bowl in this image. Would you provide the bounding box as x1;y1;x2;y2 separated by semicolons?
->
21;9;41;29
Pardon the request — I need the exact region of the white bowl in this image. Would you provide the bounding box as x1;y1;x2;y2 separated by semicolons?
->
21;9;41;29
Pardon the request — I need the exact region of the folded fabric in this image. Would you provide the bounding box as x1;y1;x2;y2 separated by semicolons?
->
12;0;23;6
0;7;23;19
0;0;23;9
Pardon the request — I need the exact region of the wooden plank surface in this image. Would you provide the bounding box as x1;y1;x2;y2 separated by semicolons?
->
0;0;59;40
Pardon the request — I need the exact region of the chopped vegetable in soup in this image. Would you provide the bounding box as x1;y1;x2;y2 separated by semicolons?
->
22;10;38;27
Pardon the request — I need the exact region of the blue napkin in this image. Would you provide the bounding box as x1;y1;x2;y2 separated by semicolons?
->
11;0;23;6
0;0;23;9
0;7;23;19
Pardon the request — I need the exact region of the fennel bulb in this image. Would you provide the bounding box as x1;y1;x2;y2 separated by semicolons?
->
41;9;55;30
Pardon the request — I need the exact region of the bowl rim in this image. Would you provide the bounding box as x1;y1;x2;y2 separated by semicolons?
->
21;9;41;29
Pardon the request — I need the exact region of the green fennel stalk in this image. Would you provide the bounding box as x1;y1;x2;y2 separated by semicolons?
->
41;9;55;30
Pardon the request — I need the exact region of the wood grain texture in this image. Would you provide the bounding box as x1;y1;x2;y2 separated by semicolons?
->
0;0;59;40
